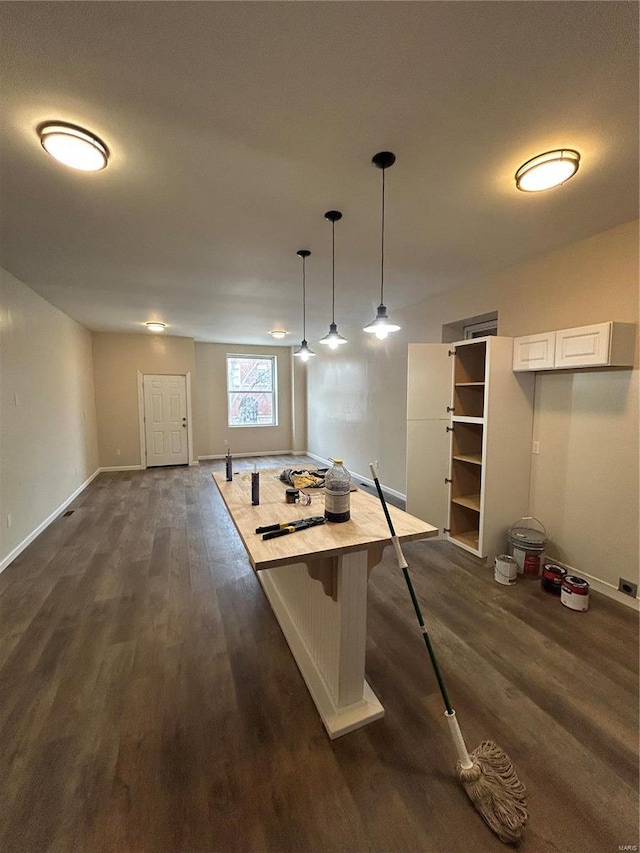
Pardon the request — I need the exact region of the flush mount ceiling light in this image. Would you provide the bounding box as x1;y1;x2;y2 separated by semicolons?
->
319;210;348;350
515;149;580;192
363;151;401;340
269;329;288;339
293;250;316;362
38;121;109;171
145;322;166;332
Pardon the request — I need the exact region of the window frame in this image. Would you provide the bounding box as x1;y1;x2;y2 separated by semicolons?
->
463;319;498;339
226;353;278;429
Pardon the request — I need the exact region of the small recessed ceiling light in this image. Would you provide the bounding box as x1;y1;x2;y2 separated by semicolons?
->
145;322;166;332
515;149;580;192
269;330;288;339
38;121;109;171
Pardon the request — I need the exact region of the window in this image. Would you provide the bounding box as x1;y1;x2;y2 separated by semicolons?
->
463;319;498;339
226;355;277;427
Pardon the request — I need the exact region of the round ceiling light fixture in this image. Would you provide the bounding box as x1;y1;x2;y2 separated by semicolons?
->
38;121;109;171
145;322;166;332
269;330;288;339
515;149;580;192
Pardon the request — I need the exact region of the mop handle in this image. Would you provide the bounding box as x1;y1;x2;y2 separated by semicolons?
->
445;710;474;770
369;463;454;716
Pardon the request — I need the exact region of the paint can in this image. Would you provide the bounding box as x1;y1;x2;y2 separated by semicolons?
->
508;517;547;577
561;575;590;612
541;563;567;595
494;554;518;586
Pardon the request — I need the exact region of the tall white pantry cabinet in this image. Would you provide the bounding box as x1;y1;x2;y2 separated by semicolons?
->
406;336;535;560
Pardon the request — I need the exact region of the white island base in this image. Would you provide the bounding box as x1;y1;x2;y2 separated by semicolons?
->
258;549;384;739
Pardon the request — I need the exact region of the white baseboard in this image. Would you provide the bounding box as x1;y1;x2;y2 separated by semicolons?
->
351;470;406;504
0;468;101;574
98;465;144;472
198;450;296;461
546;557;639;611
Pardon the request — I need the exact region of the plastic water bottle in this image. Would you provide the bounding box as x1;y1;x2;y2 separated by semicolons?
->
324;459;351;523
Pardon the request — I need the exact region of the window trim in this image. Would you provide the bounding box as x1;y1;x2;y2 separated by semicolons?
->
226;353;278;428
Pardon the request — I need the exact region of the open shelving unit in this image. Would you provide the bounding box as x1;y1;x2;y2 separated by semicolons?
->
448;340;486;550
406;336;534;561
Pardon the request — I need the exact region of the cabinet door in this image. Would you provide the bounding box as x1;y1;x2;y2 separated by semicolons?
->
406;419;450;534
407;344;451;420
554;323;611;368
512;332;556;371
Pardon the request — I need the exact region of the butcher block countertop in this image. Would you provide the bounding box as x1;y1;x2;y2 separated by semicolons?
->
212;468;438;571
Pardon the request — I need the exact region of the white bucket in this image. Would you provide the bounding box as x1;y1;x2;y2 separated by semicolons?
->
508;517;547;577
494;554;518;586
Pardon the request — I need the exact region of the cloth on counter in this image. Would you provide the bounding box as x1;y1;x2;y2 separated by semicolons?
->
279;468;326;489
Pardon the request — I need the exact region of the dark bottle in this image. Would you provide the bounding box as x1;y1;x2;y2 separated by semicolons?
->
324;458;350;523
251;467;260;505
225;448;233;481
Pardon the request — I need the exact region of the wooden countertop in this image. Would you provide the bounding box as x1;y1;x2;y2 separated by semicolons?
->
212;468;438;571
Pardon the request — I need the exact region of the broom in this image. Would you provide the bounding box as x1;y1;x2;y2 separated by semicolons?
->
369;463;528;845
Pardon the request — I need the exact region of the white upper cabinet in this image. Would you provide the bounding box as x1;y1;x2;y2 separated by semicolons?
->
513;322;636;372
512;332;556;372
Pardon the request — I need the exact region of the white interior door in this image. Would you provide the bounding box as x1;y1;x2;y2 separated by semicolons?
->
143;374;188;467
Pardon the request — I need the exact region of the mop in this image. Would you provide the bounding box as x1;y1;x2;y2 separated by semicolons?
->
369;463;528;845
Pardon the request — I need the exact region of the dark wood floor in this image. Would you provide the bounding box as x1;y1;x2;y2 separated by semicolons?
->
1;456;638;852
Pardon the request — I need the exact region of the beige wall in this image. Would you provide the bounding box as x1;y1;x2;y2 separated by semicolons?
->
194;342;295;458
307;220;639;593
291;355;308;454
0;267;99;568
92;332;196;468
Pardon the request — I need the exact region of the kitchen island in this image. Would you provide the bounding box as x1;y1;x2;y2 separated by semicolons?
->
212;468;437;738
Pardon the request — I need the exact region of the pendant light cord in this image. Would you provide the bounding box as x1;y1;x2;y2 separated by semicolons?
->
331;220;336;324
380;166;386;306
302;255;307;340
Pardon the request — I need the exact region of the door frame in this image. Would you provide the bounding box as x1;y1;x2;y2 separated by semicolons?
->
137;371;197;468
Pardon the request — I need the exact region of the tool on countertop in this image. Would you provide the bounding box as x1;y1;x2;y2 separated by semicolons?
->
256;516;325;540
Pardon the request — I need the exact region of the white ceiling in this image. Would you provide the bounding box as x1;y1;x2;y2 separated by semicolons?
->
0;2;637;346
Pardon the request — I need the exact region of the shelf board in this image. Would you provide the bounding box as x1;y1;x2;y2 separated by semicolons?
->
454;382;485;387
450;530;480;550
452;454;482;466
451;494;481;511
452;416;484;424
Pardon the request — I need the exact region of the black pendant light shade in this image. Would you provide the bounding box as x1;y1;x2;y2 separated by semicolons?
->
363;151;401;340
319;210;348;349
293;249;315;361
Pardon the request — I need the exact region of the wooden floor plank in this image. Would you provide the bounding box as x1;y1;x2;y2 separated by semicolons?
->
0;456;637;852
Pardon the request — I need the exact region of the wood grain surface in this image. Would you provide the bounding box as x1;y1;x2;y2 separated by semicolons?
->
0;455;637;853
212;468;437;570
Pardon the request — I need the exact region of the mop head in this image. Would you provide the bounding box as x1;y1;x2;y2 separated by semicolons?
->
457;740;528;845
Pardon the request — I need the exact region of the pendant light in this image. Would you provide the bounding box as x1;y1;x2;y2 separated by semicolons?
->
293;249;315;361
363;151;401;340
319;210;348;349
